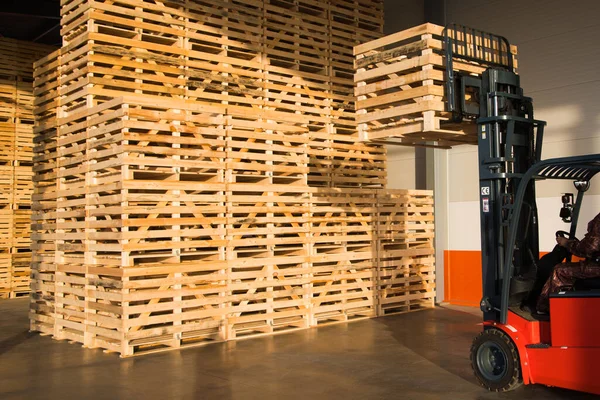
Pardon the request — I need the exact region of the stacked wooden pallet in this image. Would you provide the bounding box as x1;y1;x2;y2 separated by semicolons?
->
29;49;60;329
310;189;378;324
58;0;386;188
376;190;435;315
0;38;54;299
30;0;436;356
29;131;433;355
354;23;519;147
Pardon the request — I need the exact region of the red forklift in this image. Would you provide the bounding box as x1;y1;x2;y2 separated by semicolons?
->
442;25;600;394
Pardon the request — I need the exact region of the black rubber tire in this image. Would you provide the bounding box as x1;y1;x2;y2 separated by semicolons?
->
470;328;523;392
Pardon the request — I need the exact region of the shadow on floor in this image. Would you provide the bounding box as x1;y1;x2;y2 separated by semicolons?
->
374;307;597;399
0;330;35;356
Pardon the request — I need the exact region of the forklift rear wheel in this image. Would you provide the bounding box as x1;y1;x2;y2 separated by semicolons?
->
470;328;523;392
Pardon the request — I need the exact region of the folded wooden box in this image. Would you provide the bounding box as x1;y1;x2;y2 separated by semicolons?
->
354;23;518;148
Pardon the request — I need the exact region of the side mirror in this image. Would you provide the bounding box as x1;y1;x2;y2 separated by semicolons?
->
560;193;574;223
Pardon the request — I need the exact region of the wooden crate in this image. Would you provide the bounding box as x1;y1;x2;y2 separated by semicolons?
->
0;122;14;162
29;42;59;326
377;245;435;315
330;135;387;188
226;118;309;186
310;250;377;325
13;167;34;205
0;209;11;243
310;188;377;253
10;249;32;298
376;189;434;247
309;189;378;323
11;209;32;248
14;122;35;163
30;50;60;322
227;253;311;339
60;0;188;46
376;190;435;315
0;77;17;121
51;257;229;356
33;49;61;128
307;131;387;188
354;23;518;147
0;167;12;205
227;184;310;257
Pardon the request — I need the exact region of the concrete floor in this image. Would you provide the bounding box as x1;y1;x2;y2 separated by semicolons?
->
0;299;595;400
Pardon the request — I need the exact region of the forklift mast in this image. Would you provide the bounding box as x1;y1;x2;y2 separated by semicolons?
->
443;25;547;321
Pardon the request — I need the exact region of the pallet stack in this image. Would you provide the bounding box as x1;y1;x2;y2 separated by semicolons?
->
0;38;54;299
354;23;518;147
310;189;378;324
28;49;60;329
30;0;435;356
376;190;435;315
56;0;387;188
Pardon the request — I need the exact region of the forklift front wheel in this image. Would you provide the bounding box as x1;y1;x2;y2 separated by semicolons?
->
470;328;523;392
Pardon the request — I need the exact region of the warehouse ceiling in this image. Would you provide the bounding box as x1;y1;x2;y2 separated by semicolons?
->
0;0;61;46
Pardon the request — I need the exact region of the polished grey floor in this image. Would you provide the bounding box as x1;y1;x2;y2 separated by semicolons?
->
0;299;594;400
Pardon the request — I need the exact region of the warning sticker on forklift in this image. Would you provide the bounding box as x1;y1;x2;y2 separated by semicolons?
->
482;197;489;212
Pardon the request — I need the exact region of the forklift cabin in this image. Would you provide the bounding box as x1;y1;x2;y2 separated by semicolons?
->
443;25;600;394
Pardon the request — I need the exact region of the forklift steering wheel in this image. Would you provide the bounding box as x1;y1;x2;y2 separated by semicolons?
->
555;230;574;239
